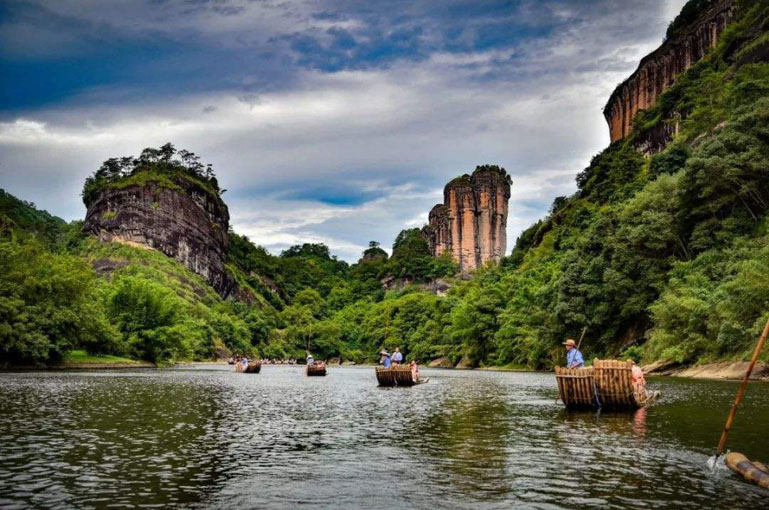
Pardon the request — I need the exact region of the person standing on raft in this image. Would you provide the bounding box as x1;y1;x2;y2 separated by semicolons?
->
392;347;403;365
563;339;584;368
380;350;391;368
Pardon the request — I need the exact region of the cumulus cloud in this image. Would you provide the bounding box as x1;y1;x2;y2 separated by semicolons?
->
0;0;688;261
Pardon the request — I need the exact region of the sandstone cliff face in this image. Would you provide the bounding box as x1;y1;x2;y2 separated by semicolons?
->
604;0;735;145
84;178;234;298
423;167;511;271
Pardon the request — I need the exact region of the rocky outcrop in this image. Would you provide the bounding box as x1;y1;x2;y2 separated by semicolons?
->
428;356;454;368
84;177;234;298
423;166;511;271
604;0;735;145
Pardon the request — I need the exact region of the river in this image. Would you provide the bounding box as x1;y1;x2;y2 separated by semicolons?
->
0;365;767;509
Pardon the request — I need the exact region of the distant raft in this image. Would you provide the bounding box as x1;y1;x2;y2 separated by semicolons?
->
726;452;769;489
375;365;428;387
235;360;261;373
555;359;658;411
307;362;327;376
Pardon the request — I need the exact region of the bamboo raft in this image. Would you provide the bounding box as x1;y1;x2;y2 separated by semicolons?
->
235;360;261;373
376;365;419;387
307;362;327;376
726;452;769;489
555;359;657;411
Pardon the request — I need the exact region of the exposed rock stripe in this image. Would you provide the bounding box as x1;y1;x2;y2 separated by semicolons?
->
84;179;235;298
603;0;734;145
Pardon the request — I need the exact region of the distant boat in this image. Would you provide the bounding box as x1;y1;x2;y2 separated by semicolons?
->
235;360;261;373
307;362;327;376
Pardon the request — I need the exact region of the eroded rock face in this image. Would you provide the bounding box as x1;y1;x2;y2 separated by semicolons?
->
425;204;451;257
423;167;511;271
84;178;235;298
603;0;734;147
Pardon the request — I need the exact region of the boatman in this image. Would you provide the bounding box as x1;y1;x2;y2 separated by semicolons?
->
380;350;391;368
563;338;584;368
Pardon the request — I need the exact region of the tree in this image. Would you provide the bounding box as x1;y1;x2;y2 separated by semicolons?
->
0;238;119;364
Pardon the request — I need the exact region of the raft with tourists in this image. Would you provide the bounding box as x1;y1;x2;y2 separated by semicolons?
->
555;359;658;411
306;361;327;376
375;349;427;387
375;365;428;387
235;360;262;373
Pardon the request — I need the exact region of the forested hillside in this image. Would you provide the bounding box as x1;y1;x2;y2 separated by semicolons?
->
2;0;768;369
464;0;769;367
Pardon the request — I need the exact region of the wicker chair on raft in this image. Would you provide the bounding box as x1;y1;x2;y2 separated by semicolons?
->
235;360;262;373
555;359;658;411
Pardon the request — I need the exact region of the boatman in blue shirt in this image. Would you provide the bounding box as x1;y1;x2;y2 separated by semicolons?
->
563;338;584;368
380;350;392;368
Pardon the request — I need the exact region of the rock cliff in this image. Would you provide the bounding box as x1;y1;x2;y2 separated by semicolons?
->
603;0;735;145
422;166;511;271
84;177;235;298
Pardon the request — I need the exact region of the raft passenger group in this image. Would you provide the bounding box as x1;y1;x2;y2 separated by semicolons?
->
379;347;419;382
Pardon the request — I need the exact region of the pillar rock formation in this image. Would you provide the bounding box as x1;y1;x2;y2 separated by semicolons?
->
422;166;511;272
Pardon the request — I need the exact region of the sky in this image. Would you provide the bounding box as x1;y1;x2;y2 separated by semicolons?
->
0;0;687;262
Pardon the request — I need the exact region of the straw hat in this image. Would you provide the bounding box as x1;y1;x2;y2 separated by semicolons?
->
380;350;390;356
562;339;576;347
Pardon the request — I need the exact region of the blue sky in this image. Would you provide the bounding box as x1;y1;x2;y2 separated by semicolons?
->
0;0;686;262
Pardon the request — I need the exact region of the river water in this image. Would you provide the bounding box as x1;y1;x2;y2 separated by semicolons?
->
0;365;767;509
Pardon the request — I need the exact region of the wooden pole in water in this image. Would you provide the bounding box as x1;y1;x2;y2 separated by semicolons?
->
716;316;769;456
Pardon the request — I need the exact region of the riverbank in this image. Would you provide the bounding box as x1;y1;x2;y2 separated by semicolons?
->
644;360;769;381
427;357;769;382
0;350;155;370
61;350;155;369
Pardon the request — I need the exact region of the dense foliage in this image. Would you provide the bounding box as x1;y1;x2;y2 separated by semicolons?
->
3;0;768;370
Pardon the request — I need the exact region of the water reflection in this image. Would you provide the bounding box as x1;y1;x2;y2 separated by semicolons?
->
0;368;768;509
412;393;513;499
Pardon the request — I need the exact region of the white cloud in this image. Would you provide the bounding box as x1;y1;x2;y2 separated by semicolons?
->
0;0;683;262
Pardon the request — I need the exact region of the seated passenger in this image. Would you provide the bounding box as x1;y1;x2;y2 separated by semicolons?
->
630;361;647;397
392;347;403;365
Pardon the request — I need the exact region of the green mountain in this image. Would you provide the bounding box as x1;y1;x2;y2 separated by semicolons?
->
2;0;768;369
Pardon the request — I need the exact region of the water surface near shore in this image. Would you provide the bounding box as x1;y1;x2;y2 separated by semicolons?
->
1;365;767;509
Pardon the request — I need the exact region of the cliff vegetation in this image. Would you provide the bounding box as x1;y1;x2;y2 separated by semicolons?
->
82;143;222;208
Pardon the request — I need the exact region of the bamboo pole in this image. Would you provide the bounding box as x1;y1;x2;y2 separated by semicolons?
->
716;316;769;456
576;327;587;350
